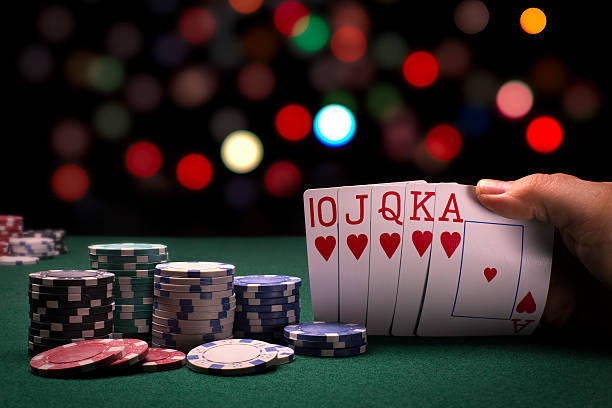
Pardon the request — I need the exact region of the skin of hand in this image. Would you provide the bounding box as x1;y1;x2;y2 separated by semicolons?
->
475;174;612;330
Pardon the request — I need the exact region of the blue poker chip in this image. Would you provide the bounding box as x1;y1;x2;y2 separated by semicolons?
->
284;336;366;349
235;288;299;299
153;300;235;313
263;343;295;365
234;275;301;292
234;316;298;326
235;302;300;313
284;322;367;343
289;343;368;357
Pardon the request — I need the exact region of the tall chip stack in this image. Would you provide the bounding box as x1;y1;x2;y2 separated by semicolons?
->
152;262;236;352
24;229;68;254
233;275;301;342
88;243;169;342
0;215;24;255
27;270;116;356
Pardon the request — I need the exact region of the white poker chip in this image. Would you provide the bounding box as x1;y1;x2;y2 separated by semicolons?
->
0;256;39;265
9;237;53;246
186;339;278;376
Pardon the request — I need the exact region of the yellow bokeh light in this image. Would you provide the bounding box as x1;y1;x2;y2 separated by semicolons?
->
221;130;264;174
520;8;546;34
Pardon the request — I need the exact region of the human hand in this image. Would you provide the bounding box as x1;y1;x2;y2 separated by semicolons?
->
475;174;612;329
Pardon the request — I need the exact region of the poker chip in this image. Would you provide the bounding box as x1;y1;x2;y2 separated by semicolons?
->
152;322;230;335
236;315;298;326
238;288;300;299
30;311;114;324
154;299;236;312
0;255;39;265
153;274;233;285
29;339;125;377
155;294;235;306
29;334;112;347
29;326;113;339
117;311;153;320
29;295;114;309
152;329;233;343
29;282;113;294
139;348;186;372
98;269;156;278
23;229;68;254
30;303;115;316
154;262;235;278
284;322;367;343
92;261;166;270
9;237;53;246
288;343;368;357
113;297;154;305
285;336;368;349
29;319;113;332
233;330;285;341
29;290;112;303
112;325;151;334
264;343;295;365
236;295;299;306
153;282;233;292
186;339;278;376
115;276;153;285
235;302;301;313
153;309;234;321
107;339;149;369
152;315;234;327
89;254;168;263
115;304;154;312
88;243;168;256
235;309;299;319
154;289;233;299
234;275;301;292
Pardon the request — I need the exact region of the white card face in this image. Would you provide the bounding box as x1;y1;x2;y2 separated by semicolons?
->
417;183;554;336
338;185;373;325
366;182;407;335
391;181;435;336
303;188;340;322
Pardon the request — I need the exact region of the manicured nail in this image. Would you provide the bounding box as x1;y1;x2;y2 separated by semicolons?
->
477;179;512;195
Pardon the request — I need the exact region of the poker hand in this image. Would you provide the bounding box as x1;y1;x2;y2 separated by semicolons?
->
475;173;612;330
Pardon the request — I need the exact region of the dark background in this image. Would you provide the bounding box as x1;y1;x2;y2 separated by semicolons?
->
5;0;609;236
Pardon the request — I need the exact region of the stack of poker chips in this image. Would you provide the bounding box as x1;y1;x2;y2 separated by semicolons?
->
152;262;236;352
28;270;116;356
233;275;301;342
9;236;58;259
0;215;23;255
24;229;68;254
88;243;169;340
283;322;368;358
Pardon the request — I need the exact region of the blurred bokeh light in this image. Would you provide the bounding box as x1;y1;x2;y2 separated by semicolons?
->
265;161;303;198
402;51;439;88
526;116;563;153
179;7;215;44
496;80;533;119
314;104;357;147
170;65;217;108
454;0;489;34
50;119;91;160
276;104;312;141
221;130;264;174
52;165;89;202
425;124;462;161
176;153;213;190
521;8;547;34
126;142;163;178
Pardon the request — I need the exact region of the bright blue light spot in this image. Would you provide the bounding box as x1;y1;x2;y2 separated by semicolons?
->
313;104;356;147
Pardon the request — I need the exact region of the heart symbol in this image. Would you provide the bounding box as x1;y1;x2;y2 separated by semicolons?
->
347;234;368;260
484;267;497;282
515;292;536;314
315;236;336;261
379;233;401;259
440;231;461;258
411;230;432;257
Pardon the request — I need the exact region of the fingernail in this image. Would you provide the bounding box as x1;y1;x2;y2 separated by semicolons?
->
477;179;512;195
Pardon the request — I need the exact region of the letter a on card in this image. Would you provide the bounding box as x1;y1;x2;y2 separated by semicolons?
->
304;188;340;321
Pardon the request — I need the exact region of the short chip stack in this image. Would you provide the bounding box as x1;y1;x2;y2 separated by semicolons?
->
88;243;169;340
24;229;68;254
28;270;116;356
0;215;24;255
10;237;58;259
233;275;302;342
152;262;236;352
284;322;368;358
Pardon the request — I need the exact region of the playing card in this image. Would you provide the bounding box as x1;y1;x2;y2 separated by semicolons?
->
391;181;435;336
304;188;340;322
338;185;373;325
366;182;407;335
417;183;554;336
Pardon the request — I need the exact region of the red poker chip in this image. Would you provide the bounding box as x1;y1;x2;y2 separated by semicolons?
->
29;339;125;377
107;339;149;369
140;348;186;372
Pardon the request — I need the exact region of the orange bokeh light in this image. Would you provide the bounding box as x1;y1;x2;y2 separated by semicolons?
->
52;164;89;201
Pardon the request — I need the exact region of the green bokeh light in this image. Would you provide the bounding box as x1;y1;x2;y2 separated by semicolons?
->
93;102;131;140
322;90;358;114
88;56;125;93
365;83;404;119
293;15;329;53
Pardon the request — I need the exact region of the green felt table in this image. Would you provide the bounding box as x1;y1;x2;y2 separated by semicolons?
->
2;236;611;408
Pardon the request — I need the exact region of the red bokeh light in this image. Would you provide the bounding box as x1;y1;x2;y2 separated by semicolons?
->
402;51;439;88
237;64;275;101
526;116;563;154
52;164;89;201
176;153;213;190
273;1;309;36
265;161;302;198
425;124;462;160
331;27;367;63
126;141;163;178
275;104;312;141
178;8;215;44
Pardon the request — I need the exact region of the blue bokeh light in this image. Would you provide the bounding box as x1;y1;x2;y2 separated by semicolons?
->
313;104;357;147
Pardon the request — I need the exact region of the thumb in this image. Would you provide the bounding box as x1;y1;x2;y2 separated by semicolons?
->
476;173;612;286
